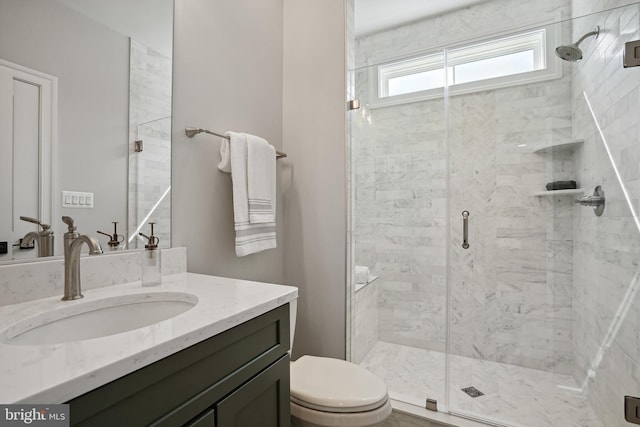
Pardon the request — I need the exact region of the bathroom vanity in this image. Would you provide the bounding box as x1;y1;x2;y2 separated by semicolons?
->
69;303;291;426
0;270;297;427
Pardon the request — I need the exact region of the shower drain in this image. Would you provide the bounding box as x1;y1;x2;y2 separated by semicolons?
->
461;386;484;398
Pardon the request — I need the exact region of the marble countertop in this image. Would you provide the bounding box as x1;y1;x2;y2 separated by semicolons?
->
0;273;298;403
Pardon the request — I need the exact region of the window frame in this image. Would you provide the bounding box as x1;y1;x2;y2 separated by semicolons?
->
368;18;562;109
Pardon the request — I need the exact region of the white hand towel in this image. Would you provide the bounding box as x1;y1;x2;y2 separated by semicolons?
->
217;136;231;173
246;134;276;224
218;132;276;256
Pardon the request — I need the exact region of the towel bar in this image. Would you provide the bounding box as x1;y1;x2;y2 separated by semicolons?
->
185;127;287;159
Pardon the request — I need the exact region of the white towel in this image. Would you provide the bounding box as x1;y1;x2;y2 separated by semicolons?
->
218;132;276;256
246;134;276;224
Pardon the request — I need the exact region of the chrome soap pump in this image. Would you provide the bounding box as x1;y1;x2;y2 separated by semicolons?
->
97;221;124;250
139;222;161;286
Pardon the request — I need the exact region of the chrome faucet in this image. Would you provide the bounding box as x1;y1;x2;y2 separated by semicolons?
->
19;216;54;257
62;216;103;301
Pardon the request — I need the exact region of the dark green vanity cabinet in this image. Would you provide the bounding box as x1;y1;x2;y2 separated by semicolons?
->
67;304;291;427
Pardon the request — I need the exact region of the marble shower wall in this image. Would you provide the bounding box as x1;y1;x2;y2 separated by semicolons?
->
570;2;640;425
448;83;575;374
352;93;449;352
353;0;577;373
353;281;380;363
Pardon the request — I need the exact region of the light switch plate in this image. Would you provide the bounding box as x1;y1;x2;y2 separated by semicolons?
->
623;40;640;68
62;191;94;208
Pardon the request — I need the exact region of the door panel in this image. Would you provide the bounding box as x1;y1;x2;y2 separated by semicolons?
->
0;60;55;261
12;79;41;260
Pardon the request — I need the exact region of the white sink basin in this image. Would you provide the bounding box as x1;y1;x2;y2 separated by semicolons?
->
1;292;198;346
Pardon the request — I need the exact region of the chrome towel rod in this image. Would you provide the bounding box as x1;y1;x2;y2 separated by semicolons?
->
185;127;287;159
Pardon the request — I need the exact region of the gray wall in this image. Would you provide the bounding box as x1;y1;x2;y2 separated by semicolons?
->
172;0;285;284
0;0;129;253
282;0;347;359
173;0;348;359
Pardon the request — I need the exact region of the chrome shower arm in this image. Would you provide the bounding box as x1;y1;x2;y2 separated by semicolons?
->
575;26;600;47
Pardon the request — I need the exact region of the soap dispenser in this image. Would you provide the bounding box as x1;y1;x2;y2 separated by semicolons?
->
97;221;124;250
139;222;161;286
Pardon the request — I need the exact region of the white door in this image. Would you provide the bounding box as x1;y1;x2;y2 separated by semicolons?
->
0;60;56;261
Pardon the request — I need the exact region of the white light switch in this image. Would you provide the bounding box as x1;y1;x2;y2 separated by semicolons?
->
62;191;94;208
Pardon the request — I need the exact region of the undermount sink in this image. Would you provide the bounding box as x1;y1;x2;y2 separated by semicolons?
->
1;292;198;346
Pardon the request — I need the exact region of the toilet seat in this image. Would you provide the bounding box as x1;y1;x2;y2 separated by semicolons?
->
290;395;387;413
290;356;389;413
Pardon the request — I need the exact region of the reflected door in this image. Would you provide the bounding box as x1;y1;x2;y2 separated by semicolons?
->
0;60;55;261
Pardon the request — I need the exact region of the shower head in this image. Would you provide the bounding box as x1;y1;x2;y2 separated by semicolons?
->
555;26;600;62
555;45;584;62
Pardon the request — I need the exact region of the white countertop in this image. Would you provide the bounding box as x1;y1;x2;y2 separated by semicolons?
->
0;273;298;403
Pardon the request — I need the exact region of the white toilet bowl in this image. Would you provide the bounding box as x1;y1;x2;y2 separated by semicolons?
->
290;355;392;427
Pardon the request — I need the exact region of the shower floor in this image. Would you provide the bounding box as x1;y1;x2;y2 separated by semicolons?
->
359;341;604;427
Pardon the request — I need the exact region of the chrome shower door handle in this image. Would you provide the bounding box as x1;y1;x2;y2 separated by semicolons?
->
462;210;470;249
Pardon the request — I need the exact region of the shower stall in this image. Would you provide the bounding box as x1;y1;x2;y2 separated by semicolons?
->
347;1;640;426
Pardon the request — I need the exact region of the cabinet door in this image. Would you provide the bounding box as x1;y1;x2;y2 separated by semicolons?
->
186;408;215;427
216;355;290;427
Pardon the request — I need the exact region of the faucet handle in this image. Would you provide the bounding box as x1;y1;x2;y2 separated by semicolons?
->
20;216;51;231
62;216;77;232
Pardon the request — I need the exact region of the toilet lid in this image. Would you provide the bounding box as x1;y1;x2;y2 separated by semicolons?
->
290;356;389;412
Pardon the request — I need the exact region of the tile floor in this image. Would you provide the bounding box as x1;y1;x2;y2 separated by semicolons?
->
360;341;604;427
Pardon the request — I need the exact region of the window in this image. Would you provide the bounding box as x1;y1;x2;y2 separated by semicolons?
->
380;53;445;97
372;25;560;107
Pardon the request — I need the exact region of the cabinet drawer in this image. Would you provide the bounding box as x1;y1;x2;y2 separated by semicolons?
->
68;304;290;426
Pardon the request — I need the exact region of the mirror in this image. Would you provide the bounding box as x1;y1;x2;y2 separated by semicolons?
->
0;0;173;263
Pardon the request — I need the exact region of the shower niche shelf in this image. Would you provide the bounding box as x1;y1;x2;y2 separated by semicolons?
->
532;139;584;154
533;189;584;197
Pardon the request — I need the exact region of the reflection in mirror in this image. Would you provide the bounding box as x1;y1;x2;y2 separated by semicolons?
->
0;0;173;263
127;39;172;250
0;58;55;262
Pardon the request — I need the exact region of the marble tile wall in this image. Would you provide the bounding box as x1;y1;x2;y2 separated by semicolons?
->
128;39;172;249
352;0;577;373
352;94;449;352
570;2;640;425
355;0;572;69
448;83;575;373
0;247;187;306
353;280;379;363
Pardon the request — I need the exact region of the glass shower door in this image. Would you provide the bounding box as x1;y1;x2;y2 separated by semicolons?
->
446;4;640;426
348;58;449;410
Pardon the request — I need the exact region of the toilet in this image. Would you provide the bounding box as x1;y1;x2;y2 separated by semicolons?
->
288;301;392;427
